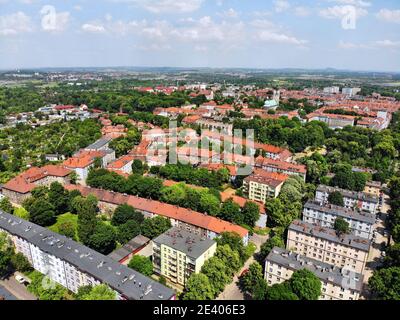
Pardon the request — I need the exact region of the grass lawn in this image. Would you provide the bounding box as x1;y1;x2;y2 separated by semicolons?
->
49;213;79;241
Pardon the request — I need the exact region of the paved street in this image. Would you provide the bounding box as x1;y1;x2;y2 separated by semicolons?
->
361;194;391;298
217;233;268;300
0;285;18;300
0;275;36;301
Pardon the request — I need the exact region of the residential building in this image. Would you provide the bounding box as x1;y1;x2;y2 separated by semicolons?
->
255;156;306;181
323;86;340;94
84;137;113;152
152;227;217;286
315;185;379;214
342;88;361;97
64;185;250;245
264;247;363;300
287;220;370;273
243;169;289;203
108;235;150;264
0;210;175;300
106;155;135;175
1;165;71;204
303;200;375;240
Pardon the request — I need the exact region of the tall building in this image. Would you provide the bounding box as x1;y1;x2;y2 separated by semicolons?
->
152;227;217;286
0;210;175;300
323;86;340;94
287;220;371;273
315;185;379;214
264;247;363;300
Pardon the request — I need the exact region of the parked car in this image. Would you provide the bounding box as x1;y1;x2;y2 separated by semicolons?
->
14;275;29;285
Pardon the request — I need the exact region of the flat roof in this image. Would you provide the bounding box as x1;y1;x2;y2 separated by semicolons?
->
85;137;113;150
304;200;375;224
153;227;216;259
317;185;379;204
108;235;150;262
0;210;174;300
266;247;364;292
289;220;371;252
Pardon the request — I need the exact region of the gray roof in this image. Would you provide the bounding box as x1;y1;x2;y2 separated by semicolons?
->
153;227;216;260
304;200;375;224
317;185;379;204
85;137;112;151
289;220;371;252
0;210;174;300
108;235;150;262
266;247;364;292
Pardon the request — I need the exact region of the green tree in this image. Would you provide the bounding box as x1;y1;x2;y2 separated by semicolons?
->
29;199;56;227
128;255;153;276
242;201;260;227
289;269;322;300
131;159;145;175
217;232;248;263
75;196;98;245
48;182;69;215
87;223;117;255
141;216;171;239
0;197;13;214
368;267;400;300
10;252;32;273
215;245;241;276
266;282;299;300
220;199;241;224
117;220;141;244
201;257;231;295
259;236;285;262
79;284;116;300
182;273;214;300
112;204;144;226
334;217;350;235
241;262;264;296
328;191;344;207
58;221;77;240
0;251;12;278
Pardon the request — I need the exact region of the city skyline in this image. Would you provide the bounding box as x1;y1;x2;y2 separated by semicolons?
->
0;0;400;71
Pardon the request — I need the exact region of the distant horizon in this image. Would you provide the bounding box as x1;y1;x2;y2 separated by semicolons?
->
1;65;399;75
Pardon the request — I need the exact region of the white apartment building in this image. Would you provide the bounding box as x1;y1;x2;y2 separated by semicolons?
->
303;200;375;240
0;210;175;300
287;220;371;273
315;185;379;215
323;86;340;94
152;227;217;287
265;247;363;300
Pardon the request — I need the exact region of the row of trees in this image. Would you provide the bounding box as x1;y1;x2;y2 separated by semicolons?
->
0;232;32;278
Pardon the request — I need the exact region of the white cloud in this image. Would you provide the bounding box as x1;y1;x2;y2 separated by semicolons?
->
332;0;371;7
73;5;83;11
82;23;106;33
374;40;400;48
219;8;239;19
41;11;70;32
256;31;307;45
274;0;290;13
294;6;311;17
376;9;400;24
319;5;368;19
118;0;203;14
0;11;33;36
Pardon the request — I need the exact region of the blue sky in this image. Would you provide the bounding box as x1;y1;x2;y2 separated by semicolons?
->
0;0;399;71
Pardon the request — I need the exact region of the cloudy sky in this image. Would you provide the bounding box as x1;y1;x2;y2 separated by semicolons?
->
0;0;399;71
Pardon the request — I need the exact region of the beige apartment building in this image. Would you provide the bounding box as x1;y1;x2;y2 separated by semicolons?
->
152;227;217;287
287;220;371;274
265;247;364;300
243;169;288;203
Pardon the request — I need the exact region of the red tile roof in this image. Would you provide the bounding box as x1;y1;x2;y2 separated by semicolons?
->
64;185;249;238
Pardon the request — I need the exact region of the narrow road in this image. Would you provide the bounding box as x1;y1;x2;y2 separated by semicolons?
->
0;275;36;300
217;234;268;300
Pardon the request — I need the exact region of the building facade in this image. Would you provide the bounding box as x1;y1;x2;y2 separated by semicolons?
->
287;220;370;273
264;247;363;300
152;228;217;286
303;200;375;240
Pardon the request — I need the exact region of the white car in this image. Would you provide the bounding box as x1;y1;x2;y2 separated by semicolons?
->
15;275;28;285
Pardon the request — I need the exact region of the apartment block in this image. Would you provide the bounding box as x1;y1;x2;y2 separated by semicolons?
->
255;156;307;181
243;169;288;203
264;247;363;300
287;220;371;273
152;227;217;286
0;210;175;300
315;185;379;214
303;200;375;240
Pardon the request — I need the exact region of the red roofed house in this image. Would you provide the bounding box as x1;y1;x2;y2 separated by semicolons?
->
106;154;135;175
243;169;289;203
255;156;306;181
1;165;71;204
65;185;249;245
